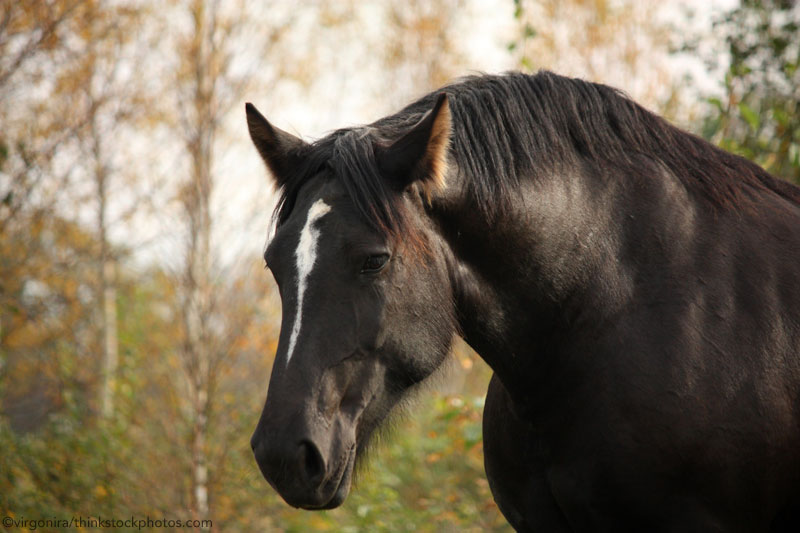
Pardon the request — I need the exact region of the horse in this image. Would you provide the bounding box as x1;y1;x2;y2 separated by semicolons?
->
246;71;800;531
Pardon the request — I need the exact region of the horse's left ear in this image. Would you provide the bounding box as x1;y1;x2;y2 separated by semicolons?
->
376;93;451;198
246;102;308;187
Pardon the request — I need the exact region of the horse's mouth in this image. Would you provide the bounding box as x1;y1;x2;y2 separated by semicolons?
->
300;443;356;510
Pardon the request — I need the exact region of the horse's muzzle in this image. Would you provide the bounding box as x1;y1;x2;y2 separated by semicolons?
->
251;429;354;509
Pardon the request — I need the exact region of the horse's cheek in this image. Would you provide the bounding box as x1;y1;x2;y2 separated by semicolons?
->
354;286;388;352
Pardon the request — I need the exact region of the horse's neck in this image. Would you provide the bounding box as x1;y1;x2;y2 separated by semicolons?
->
432;169;643;407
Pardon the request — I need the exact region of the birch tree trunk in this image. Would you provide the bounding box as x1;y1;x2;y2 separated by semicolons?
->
180;0;216;526
92;117;119;420
170;1;297;526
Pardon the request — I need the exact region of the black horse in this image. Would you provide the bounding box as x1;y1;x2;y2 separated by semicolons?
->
247;71;800;531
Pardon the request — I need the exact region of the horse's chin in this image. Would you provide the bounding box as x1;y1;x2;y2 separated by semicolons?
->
299;444;356;510
312;479;350;510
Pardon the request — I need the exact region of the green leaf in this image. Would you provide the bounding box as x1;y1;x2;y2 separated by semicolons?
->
523;24;537;39
789;143;800;168
773;108;789;127
513;0;523;19
738;102;760;131
702;117;721;140
707;97;724;111
521;56;534;71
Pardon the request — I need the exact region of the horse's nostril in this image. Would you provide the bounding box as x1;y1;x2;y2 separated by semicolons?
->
297;440;324;485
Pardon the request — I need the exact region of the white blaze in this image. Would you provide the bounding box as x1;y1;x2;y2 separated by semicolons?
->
285;198;331;366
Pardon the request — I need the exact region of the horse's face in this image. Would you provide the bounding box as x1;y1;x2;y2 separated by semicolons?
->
246;95;454;509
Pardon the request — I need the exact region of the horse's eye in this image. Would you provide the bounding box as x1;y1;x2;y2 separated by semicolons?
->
361;253;390;273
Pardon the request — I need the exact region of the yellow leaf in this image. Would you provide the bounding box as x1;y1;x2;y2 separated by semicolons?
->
426;452;442;463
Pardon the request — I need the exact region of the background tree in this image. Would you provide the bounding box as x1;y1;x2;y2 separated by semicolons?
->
693;0;799;184
382;0;468;97
167;0;268;526
1;0;92;235
508;0;687;118
0;0;144;431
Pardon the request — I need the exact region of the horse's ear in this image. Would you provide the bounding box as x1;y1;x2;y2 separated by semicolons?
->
246;102;308;187
376;93;451;199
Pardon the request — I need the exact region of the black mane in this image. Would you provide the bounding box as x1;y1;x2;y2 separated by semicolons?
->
273;71;800;238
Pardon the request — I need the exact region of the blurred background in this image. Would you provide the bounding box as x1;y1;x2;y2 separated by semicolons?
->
1;0;798;531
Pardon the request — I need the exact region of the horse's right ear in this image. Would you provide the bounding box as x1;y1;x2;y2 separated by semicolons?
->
375;93;451;200
246;103;308;187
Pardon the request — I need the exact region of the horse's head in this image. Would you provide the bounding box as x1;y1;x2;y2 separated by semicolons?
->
246;95;456;509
